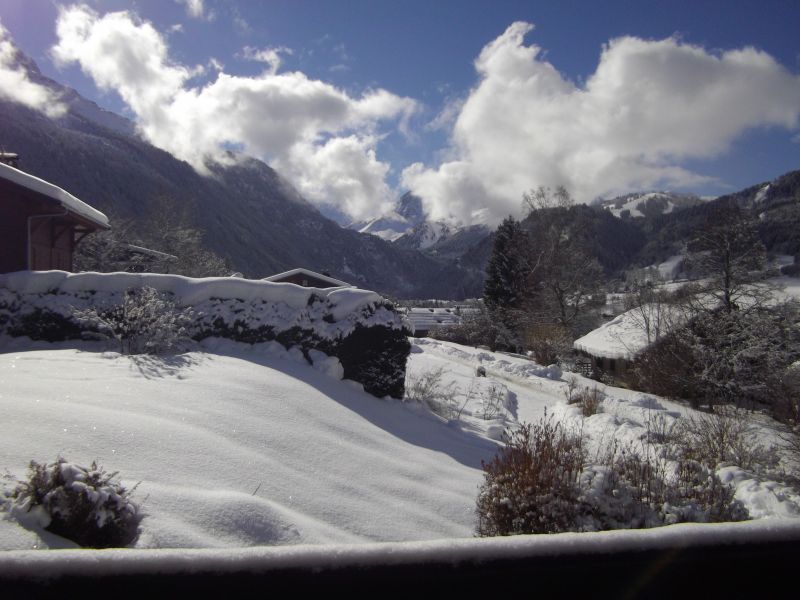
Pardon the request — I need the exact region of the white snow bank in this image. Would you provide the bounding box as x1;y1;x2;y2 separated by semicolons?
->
0;345;493;550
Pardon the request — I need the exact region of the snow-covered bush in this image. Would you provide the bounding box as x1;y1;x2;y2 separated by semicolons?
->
73;286;194;355
523;323;573;367
405;367;464;419
674;406;773;472
477;384;506;420
5;458;140;548
631;301;800;416
570;385;604;417
476;410;751;536
596;439;748;527
476;418;585;535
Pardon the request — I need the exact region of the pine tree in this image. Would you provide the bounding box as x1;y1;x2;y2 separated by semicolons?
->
484;216;528;315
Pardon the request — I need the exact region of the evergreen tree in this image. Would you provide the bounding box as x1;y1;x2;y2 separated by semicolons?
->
483;216;528;316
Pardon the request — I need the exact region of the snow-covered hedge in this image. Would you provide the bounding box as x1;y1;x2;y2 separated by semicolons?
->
0;271;412;398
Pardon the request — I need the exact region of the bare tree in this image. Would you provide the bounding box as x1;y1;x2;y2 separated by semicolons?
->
685;203;768;313
624;276;683;347
520;187;603;332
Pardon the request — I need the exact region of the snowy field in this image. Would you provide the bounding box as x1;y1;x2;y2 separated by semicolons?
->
1;335;799;552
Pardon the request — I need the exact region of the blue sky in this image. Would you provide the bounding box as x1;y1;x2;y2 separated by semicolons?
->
0;0;799;225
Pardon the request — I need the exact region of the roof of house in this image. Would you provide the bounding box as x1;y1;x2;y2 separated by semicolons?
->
263;268;351;288
573;303;689;361
121;243;178;261
0;161;110;229
404;307;463;334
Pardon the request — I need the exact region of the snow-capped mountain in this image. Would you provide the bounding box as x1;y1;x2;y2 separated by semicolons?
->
395;219;455;250
597;191;708;219
349;192;427;241
351;192;472;252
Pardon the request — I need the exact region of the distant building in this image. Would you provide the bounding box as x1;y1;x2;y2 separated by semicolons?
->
403;307;463;337
573;302;689;379
0;160;110;274
0;151;20;168
263;268;351;289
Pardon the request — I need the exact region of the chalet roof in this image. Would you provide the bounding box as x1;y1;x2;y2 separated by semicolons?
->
263;268;351;288
573;303;690;361
404;307;463;334
0;161;110;229
122;243;178;261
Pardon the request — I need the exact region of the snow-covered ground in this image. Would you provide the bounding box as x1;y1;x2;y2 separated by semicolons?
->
1;335;798;552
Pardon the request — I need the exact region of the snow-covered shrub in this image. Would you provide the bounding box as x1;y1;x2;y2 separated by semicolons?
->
565;380;604;416
5;458;140;548
575;385;604;417
330;323;411;399
476;418;585;536
595;439;748;526
674;406;773;472
524;323;573;367
477;384;506;420
631;302;800;416
405;366;464;419
476;411;751;536
665;457;749;523
8;307;84;342
770;362;800;425
72;286;194;355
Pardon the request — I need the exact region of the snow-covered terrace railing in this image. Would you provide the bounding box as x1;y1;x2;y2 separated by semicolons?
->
1;520;798;595
0;271;411;398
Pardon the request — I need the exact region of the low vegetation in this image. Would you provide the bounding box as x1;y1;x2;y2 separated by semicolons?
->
476;407;756;536
72;286;195;355
405;366;465;419
3;458;140;548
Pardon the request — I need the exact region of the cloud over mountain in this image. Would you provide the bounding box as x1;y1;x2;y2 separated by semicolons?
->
403;22;800;226
52;4;416;222
0;20;66;118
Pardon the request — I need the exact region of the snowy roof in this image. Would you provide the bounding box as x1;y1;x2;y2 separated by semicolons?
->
0;161;109;229
573;303;689;361
263;268;351;288
405;307;462;334
121;243;178;261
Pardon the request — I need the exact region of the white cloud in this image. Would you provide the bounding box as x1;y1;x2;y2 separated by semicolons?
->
276;135;395;219
241;45;292;75
52;5;416;222
176;0;213;21
425;95;465;132
0;21;66;118
403;22;800;225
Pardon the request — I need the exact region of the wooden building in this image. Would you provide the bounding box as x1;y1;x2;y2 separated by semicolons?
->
0;160;109;274
263;268;351;289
